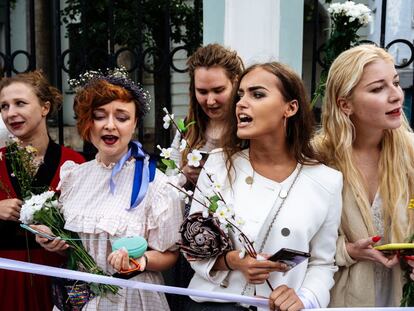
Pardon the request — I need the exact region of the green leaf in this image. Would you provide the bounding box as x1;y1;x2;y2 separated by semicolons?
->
208;195;221;213
177;119;186;132
161;158;177;169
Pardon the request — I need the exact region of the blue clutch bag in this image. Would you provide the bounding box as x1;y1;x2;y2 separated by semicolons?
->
112;236;148;259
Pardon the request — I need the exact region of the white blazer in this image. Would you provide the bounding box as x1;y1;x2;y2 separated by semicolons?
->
188;149;343;309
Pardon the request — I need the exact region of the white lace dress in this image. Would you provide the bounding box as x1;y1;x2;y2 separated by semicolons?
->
58;159;182;311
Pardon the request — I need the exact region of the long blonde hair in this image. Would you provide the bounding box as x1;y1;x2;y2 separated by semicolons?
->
315;44;414;242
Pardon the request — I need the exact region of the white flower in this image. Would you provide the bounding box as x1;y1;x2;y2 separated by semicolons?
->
235;216;245;228
184;190;193;204
162;108;174;129
179;139;187;152
187;150;202;167
213;202;231;223
19;191;56;224
165;167;179;176
157;145;172;159
209;174;223;192
10;135;19;143
328;1;371;26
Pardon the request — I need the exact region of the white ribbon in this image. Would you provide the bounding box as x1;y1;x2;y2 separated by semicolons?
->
0;257;267;308
0;258;409;311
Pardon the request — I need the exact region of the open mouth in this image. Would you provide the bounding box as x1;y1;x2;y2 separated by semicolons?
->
386;108;401;115
238;114;253;125
102;135;119;145
9;121;24;129
208;106;221;113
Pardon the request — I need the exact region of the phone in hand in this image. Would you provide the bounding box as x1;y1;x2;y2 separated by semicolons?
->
268;248;310;270
20;224;56;241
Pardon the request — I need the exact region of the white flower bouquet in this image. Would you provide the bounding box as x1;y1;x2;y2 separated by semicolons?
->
312;1;372;106
19;190;119;297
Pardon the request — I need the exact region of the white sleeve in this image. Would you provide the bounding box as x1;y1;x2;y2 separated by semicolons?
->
297;287;320;309
301;173;343;307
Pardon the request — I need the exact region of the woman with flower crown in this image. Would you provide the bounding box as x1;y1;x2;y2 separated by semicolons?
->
314;44;414;307
184;62;343;311
0;70;85;311
34;68;182;310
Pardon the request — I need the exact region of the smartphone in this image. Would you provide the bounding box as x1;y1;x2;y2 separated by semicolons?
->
20;224;56;241
268;248;310;270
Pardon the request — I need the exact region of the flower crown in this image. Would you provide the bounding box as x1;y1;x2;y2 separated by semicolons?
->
68;66;151;117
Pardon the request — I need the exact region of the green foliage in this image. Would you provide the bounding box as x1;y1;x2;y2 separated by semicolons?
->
401;270;414;306
5;140;46;199
311;2;370;107
161;158;177;169
61;0;202;70
208;195;221;213
401;233;414;306
177;118;195;133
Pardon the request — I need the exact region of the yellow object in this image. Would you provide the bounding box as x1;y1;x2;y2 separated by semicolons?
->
374;243;414;251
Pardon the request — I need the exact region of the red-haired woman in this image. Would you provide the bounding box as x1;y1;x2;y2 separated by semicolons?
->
0;71;85;311
34;70;182;310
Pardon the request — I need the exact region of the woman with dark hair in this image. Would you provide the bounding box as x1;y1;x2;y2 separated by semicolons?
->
35;69;182;310
0;70;84;311
185;62;343;311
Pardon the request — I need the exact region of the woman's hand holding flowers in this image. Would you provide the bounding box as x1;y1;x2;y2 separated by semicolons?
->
33;224;69;253
346;236;399;268
0;198;22;221
222;251;289;284
269;284;304;311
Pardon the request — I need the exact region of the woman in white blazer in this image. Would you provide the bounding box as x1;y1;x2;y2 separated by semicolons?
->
185;62;343;311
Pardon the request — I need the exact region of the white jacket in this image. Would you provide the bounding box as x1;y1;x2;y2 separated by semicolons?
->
188;149;343;309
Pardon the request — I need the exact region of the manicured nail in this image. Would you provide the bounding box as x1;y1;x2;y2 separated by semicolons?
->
372;236;381;243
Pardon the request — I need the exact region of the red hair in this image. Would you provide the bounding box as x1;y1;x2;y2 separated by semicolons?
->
74;80;137;141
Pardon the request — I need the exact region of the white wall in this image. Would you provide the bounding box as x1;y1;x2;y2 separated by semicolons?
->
203;0;304;76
